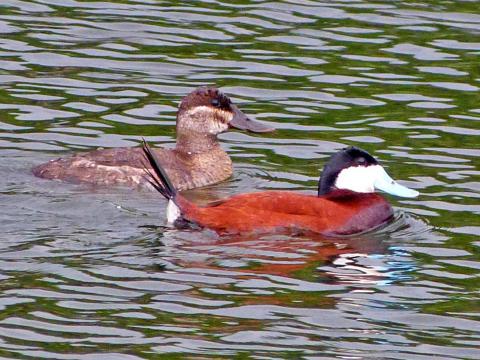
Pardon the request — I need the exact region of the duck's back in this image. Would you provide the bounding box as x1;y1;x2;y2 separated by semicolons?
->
180;191;393;235
33;146;233;191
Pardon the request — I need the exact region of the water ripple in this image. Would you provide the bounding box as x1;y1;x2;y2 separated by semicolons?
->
0;0;479;359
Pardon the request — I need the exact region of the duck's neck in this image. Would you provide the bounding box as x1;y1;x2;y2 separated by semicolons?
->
175;131;221;155
318;174;336;196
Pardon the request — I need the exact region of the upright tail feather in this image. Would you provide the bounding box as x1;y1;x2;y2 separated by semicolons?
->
142;139;177;200
142;139;182;224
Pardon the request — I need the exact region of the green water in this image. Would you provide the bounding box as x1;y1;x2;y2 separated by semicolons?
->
0;1;479;359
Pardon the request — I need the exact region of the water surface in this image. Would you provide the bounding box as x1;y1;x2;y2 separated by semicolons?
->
0;1;479;359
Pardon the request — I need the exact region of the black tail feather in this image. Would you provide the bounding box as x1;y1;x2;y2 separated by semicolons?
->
142;139;177;200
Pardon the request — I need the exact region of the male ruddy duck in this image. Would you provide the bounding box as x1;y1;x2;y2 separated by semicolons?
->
142;141;419;236
32;87;273;191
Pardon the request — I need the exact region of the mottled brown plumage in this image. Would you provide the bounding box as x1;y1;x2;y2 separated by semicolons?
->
32;87;273;191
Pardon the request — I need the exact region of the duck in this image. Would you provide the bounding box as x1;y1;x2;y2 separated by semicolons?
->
32;87;274;191
142;140;419;236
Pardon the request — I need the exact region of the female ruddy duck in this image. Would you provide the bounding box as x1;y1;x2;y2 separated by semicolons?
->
33;87;273;191
142;141;419;236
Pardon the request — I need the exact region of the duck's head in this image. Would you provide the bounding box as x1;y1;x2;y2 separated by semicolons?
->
318;146;419;198
176;86;274;135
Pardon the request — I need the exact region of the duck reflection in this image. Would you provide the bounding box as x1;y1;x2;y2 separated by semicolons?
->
148;193;430;289
154;215;421;287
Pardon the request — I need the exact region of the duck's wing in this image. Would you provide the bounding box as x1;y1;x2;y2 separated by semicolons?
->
32;147;174;187
74;147;147;167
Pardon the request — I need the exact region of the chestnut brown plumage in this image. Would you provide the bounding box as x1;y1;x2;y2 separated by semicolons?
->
142;140;419;236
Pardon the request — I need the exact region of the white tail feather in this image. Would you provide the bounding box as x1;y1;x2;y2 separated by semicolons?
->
166;199;181;224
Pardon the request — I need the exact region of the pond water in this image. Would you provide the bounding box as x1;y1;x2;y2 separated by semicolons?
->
0;0;479;359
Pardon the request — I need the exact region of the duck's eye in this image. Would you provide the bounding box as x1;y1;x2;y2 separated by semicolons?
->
211;98;220;107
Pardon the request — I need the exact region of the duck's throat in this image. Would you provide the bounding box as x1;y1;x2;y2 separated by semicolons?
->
175;131;221;154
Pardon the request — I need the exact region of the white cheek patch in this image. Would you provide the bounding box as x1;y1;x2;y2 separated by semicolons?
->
184;106;230;134
211;108;231;134
184;105;212;117
335;164;383;193
209;118;229;134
